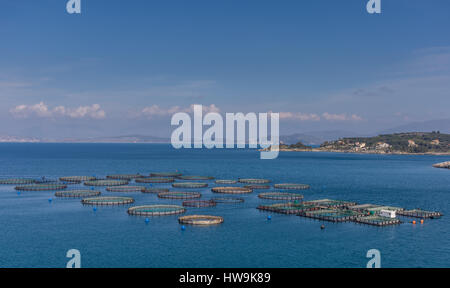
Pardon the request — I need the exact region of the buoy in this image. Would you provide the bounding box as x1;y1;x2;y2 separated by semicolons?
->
181;225;186;231
420;219;424;224
90;187;94;190
145;218;150;224
267;215;272;220
321;225;325;230
93;206;97;212
48;198;52;203
412;220;416;225
17;191;21;195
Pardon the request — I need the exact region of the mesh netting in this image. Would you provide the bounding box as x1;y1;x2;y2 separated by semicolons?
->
238;178;270;184
211;197;245;204
106;174;142;180
106;186;144;192
273;183;310;190
299;209;364;222
82;196;134;206
303;199;357;208
211;186;252;194
397;209;442;218
0;178;35;185
141;187;170;194
257;202;319;214
59;176;96;183
172;182;208;188
55;190;101;198
182;200;217;208
215;180;237;184
15;184;67;191
178;215;224;225
135;177;174;183
354;216;401;226
258;192;304;201
243;184;270;190
127;205;186;216
157;191;202;199
84;180;129;186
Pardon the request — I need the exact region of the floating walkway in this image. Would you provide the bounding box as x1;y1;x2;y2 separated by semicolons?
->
82;196;134;206
258;192;304;201
211;186;252;194
55;189;101;198
273;183;310;190
127;205;185;216
397;209;442;219
172;182;208;188
157;191;202;200
178;215;224;225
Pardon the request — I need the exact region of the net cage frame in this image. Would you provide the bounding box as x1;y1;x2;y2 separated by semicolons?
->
127;205;186;216
215;180;237;184
177;175;214;181
302;199;358;209
55;189;101;198
210;197;245;204
135;177;175;183
397;209;443;218
273;183;311;190
211;186;253;194
238;178;271;184
59;176;96;183
243;184;270;190
258;192;304;201
157;191;202;200
298;209;365;222
172;182;208;188
106;174;142;180
141;187;170;194
34;178;59;184
182;200;217;208
106;186;144;192
82;196;135;206
257;202;319;214
150;172;182;177
15;183;68;191
354;215;402;226
178;215;224;225
84;179;129;186
0;178;36;185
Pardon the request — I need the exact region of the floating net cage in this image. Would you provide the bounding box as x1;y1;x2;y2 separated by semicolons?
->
238;178;270;184
135;177;174;183
397;209;442;219
211;197;245;204
182;200;217;208
177;176;214;181
257;202;319;214
0;178;35;185
303;199;357;208
106;174;142;180
172;182;208;188
273;183;310;190
258;192;304;201
82;196;134;206
244;184;270;190
211;186;252;194
34;178;58;184
354;215;401;226
59;176;96;183
157;191;202;200
178;215;224;226
84;180;128;187
55;190;101;198
348;204;382;212
127;205;186;216
15;183;67;191
298;209;364;222
141;187;170;194
150;172;182;177
365;206;404;214
106;186;144;192
215;180;237;184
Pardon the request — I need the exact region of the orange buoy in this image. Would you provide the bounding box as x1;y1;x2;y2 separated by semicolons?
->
420;219;424;224
412;220;416;224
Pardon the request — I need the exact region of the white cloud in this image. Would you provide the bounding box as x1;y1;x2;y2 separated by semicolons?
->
277;111;363;122
140;104;220;118
10;102;106;119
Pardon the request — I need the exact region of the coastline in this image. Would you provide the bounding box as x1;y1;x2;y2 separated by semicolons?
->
263;148;450;156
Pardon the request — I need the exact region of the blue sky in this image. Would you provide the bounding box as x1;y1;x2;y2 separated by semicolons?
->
0;0;449;139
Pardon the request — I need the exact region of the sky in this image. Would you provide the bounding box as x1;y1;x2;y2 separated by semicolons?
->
0;0;449;139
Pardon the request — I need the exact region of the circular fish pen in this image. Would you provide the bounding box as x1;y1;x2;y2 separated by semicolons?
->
0;178;35;185
55;190;101;198
178;215;224;226
59;176;96;183
238;178;270;184
177;176;214;181
135;177;174;183
273;183;310;190
106;186;144;192
182;200;216;208
172;182;208;188
34;178;58;184
244;184;270;190
127;205;186;216
257;202;319;215
258;192;304;201
84;180;128;186
150;172;182;177
82;196;134;206
15;184;67;191
211;186;252;194
158;191;202;200
141;187;170;194
215;180;237;184
106;174;141;180
211;197;244;204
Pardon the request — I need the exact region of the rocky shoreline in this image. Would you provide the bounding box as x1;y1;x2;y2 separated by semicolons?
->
433;161;450;169
262;147;450;156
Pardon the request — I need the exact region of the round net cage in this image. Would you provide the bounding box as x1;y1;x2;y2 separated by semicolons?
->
106;186;144;192
258;192;304;201
182;200;217;208
150;172;182;177
273;183;310;190
55;189;101;198
15;184;67;191
141;187;170;194
211;186;253;194
84;180;128;186
177;176;214;181
127;205;186;216
0;178;35;185
172;182;208;188
238;178;270;184
157;191;202;200
106;174;142;180
211;197;245;204
82;196;134;206
215;180;237;184
178;215;224;226
34;178;58;184
135;177;174;183
59;176;96;183
257;202;320;215
244;184;270;190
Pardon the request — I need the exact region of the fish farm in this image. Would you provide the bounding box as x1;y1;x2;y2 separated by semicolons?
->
106;174;142;180
211;186;253;194
177;175;214;180
135;177;175;183
273;183;311;190
178;215;224;226
55;190;101;198
172;182;208;188
244;184;270;190
82;196;135;206
210;197;245;204
238;178;270;184
150;172;182;177
84;180;129;186
182;200;217;208
215;180;237;184
258;202;319;214
106;186;144;192
157;191;202;200
59;176;96;183
15;183;67;191
127;205;186;216
0;178;36;185
141;187;170;194
258;192;304;201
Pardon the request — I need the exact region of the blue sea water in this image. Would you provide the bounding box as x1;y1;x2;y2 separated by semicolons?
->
0;143;449;268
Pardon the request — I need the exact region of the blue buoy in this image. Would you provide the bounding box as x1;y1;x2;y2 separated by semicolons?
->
145;218;150;224
48;198;52;203
181;225;186;231
93;206;97;212
17;191;21;196
90;187;95;190
267;215;272;220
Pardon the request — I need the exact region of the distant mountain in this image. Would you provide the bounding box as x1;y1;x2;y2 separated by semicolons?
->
380;119;450;135
280;130;368;145
59;134;170;143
